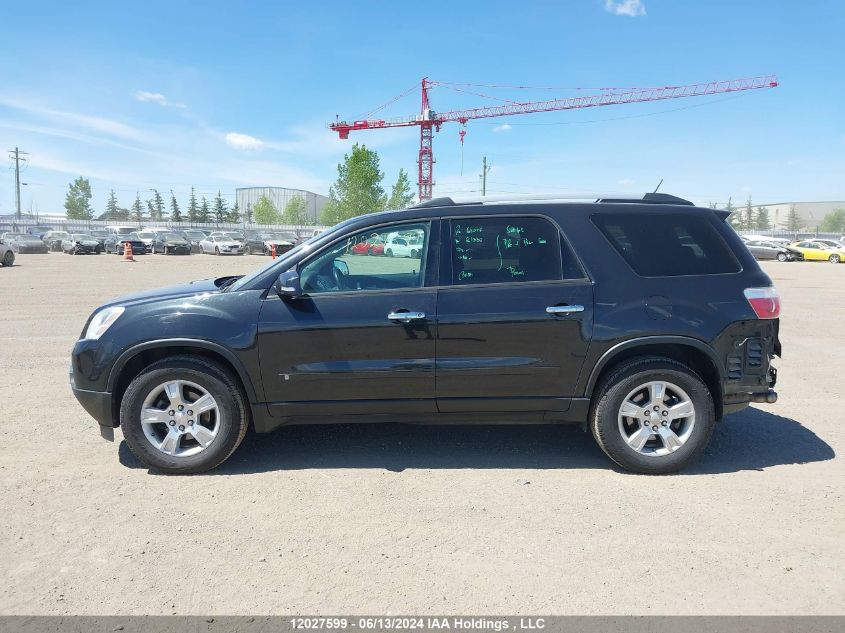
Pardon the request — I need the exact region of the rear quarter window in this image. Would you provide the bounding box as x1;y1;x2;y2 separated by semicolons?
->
591;212;741;277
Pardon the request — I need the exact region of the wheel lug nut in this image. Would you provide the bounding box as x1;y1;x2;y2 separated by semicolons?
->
179;425;185;431
188;420;194;426
178;405;184;411
653;406;659;411
169;420;175;426
644;410;650;416
662;421;667;426
652;425;658;431
187;410;193;416
168;410;175;416
662;411;668;416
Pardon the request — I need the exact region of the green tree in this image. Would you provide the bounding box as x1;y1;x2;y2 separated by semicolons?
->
785;204;805;232
198;197;211;223
253;195;280;225
212;191;228;225
724;198;742;230
105;189;119;219
170;191;182;222
228;201;241;223
743;196;755;231
320;143;386;224
131;193;143;223
755;206;771;231
64;176;94;220
386;168;415;209
243;203;253;225
148;189;164;221
282;196;309;225
819;208;845;233
187;186;199;224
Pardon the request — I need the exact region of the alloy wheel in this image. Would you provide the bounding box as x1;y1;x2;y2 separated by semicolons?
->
617;380;696;457
140;380;220;457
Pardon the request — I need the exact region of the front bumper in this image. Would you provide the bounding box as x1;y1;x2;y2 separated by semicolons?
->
71;386;114;429
163;244;191;254
17;246;49;254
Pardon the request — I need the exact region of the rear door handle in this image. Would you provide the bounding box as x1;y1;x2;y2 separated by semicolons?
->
388;310;426;323
546;305;585;315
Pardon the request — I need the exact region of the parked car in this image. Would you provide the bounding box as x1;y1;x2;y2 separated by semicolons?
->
788;240;845;263
104;232;146;255
104;225;138;237
182;229;208;253
384;232;424;258
62;234;102;255
351;234;385;256
744;240;801;262
89;230;110;247
135;231;157;253
11;235;50;254
244;232;298;256
25;225;53;238
199;235;244;255
151;232;191;255
1;232;26;246
42;230;70;252
72;192;781;475
1;239;14;267
811;238;845;251
209;230;245;243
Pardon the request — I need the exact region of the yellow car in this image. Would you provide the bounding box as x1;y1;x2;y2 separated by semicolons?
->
789;240;845;263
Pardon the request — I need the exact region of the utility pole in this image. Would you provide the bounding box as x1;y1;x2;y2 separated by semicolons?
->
8;147;28;221
480;156;491;196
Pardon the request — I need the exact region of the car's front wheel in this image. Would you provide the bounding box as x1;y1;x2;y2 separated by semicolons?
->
120;356;249;474
829;254;841;264
776;252;787;262
590;357;715;474
1;250;13;267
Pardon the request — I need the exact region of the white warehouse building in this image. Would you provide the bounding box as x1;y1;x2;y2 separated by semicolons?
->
236;187;329;223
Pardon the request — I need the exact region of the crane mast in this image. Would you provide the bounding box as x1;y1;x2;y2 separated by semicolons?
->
329;75;778;201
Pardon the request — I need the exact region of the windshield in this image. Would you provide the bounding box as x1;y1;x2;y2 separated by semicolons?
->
161;233;183;240
90;231;108;237
125;233;140;240
72;234;94;240
185;231;206;238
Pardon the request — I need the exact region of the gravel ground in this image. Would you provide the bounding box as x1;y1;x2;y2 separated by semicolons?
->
0;252;842;615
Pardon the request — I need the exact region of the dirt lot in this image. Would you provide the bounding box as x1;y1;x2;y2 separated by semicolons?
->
0;252;842;615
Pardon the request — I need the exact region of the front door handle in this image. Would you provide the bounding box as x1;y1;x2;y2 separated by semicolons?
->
388;310;426;323
546;305;585;315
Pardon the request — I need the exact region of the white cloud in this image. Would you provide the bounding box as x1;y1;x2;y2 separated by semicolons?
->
492;123;512;133
604;0;646;17
134;91;186;109
225;132;264;150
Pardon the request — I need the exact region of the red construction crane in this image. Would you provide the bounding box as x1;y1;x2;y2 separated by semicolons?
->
329;75;778;201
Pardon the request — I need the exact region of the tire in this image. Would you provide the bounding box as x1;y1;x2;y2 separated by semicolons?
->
776;252;787;262
215;247;220;256
829;254;841;264
244;245;251;255
1;250;13;267
590;356;716;474
410;249;418;258
119;355;249;474
164;246;169;256
386;249;393;257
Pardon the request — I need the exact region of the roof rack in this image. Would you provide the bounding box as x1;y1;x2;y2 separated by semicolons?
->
412;192;693;208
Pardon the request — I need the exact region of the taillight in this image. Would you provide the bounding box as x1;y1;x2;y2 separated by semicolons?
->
744;287;780;319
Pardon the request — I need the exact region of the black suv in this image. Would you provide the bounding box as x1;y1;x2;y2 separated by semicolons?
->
70;193;781;474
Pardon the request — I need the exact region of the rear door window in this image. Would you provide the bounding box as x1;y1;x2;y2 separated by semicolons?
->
448;216;582;285
591;213;741;276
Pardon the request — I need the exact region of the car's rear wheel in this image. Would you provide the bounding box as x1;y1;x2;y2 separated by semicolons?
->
776;252;787;262
829;254;841;263
244;245;251;255
214;246;220;255
120;356;249;474
410;249;418;258
590;357;715;474
386;248;393;257
1;250;13;267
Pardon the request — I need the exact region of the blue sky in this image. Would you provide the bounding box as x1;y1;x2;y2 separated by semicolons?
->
1;0;843;215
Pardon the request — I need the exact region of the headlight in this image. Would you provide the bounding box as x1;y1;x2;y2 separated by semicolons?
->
84;306;125;340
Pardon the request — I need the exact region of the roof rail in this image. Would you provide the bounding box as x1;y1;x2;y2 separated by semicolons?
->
411;192;693;208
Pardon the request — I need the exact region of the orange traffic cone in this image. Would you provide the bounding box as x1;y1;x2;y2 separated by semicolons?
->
121;241;135;262
271;243;277;259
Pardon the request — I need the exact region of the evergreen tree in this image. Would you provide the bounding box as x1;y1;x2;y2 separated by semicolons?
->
756;207;771;231
320;143;386;224
386;168;415;209
244;203;253;225
725;198;742;230
198;197;211;223
131;193;143;223
64;176;94;220
281;196;309;225
105;189;119;219
212;191;228;225
743;196;755;231
253;195;280;225
785;204;804;232
151;189;165;221
187;186;199;224
228;201;241;223
170;190;182;222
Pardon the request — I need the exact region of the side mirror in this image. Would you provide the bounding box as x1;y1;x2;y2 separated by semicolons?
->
276;270;303;299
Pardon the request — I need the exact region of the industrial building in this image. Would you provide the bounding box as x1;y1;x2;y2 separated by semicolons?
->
235;187;328;223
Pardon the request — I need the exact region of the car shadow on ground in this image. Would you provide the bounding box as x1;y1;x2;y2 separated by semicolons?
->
118;406;834;476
